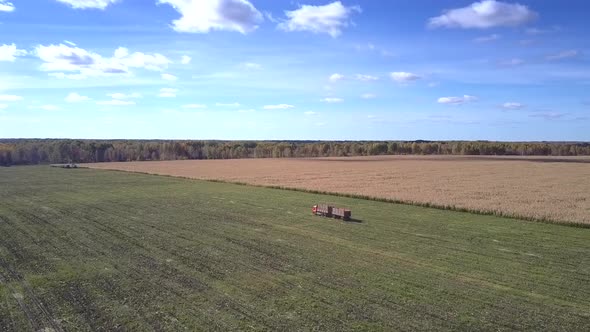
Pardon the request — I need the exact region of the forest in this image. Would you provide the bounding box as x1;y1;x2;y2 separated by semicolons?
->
1;139;589;166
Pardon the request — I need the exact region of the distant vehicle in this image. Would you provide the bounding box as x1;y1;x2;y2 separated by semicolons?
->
50;163;79;169
312;204;351;221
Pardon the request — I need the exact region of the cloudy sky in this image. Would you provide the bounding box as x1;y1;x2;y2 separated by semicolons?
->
0;0;589;140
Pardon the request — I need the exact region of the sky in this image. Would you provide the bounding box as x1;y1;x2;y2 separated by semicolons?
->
0;0;589;141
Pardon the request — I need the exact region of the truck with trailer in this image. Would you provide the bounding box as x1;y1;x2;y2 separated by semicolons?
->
312;204;351;221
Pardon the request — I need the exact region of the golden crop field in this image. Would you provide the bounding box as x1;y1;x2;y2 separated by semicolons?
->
86;156;590;225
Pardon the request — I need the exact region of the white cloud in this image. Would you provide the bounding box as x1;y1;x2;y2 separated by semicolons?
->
55;0;118;10
0;95;23;102
158;88;178;98
181;55;191;64
525;28;543;35
437;95;478;105
361;93;376;99
0;44;27;61
502;102;525;109
97;100;136;106
519;39;535;46
546;50;579;61
381;50;394;57
216;102;241;107
428;0;537;29
113;47;128;58
35;44;171;79
40;105;60;111
113;47;171;71
278;1;361;38
355;42;394;57
108;92;141;100
329;73;345;82
263;11;278;23
97;92;140;106
161;73;178;81
65;92;91;103
158;0;263;34
354;43;371;51
0;104;7;109
529;112;566;120
473;33;500;42
304;111;317;115
355;74;379;82
526;26;560;35
49;73;88;80
36;44;104;72
0;0;14;12
241;62;262;70
499;58;525;66
182;104;207;109
390;72;421;83
263;104;295;110
321;97;343;103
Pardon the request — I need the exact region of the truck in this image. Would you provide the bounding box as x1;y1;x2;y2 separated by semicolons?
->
312;204;351;221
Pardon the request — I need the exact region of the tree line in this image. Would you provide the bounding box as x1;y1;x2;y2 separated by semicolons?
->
1;139;589;166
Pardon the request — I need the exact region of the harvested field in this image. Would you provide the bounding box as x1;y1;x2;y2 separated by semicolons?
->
1;166;590;330
87;156;590;225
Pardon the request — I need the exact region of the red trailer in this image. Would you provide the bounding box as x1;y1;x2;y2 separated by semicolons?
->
312;204;332;217
312;204;351;221
332;207;352;221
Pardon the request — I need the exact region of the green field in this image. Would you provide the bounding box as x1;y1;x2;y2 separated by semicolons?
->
0;167;589;331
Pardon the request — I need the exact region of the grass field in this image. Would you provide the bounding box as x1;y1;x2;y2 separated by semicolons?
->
87;156;590;225
1;166;590;331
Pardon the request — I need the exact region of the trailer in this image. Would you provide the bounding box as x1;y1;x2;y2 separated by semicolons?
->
50;163;79;169
313;204;332;217
332;207;352;221
312;204;351;221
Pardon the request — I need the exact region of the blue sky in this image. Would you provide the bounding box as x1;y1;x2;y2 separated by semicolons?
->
0;0;588;141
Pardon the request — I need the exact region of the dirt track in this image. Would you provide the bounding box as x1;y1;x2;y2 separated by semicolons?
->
86;155;590;224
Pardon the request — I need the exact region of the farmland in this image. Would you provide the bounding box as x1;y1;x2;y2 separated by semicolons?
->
1;166;589;331
87;155;590;225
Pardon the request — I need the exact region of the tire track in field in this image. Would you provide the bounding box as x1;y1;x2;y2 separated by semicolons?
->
35;202;273;330
73;197;588;329
0;258;63;332
274;223;590;315
0;200;520;326
273;215;590;307
59;201;423;329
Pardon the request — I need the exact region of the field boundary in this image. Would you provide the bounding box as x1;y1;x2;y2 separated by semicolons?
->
80;166;590;229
